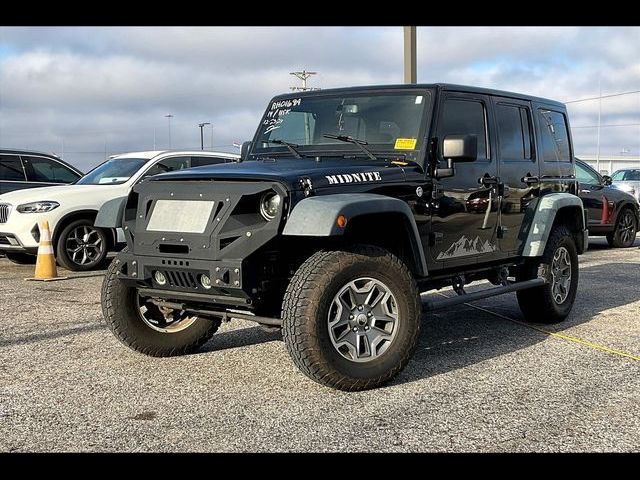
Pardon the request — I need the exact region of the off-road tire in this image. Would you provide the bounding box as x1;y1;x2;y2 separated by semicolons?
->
606;207;637;248
101;252;220;357
56;218;109;271
4;252;36;265
516;225;579;324
282;244;421;391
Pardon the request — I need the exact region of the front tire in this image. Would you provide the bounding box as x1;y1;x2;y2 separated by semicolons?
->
606;208;637;248
282;245;421;391
4;252;37;265
516;225;579;324
56;218;109;271
101;254;220;357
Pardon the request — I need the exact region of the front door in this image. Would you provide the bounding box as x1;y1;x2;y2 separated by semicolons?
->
575;161;609;227
491;97;540;257
429;93;501;271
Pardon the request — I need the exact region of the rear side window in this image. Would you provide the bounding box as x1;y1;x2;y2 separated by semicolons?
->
439;99;488;160
0;155;25;181
191;156;233;167
23;156;80;183
496;104;533;160
538;109;571;162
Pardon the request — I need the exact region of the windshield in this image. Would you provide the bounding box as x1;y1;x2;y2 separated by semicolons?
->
75;158;148;185
254;91;430;158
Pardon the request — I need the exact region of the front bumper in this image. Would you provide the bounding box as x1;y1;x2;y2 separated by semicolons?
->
0;204;44;252
114;251;251;307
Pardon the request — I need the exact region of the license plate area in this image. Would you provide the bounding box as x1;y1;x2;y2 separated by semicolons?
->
146;200;216;233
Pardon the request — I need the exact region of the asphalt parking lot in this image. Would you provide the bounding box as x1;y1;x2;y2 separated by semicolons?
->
1;237;638;452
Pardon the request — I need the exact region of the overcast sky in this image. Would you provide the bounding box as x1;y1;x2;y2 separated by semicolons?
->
1;26;639;171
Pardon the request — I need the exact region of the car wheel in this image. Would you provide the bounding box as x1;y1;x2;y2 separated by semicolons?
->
101;251;220;357
606;208;637;248
55;219;109;271
282;244;421;391
4;252;37;265
516;225;579;324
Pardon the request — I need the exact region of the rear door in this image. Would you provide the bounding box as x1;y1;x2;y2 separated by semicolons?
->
491;97;540;256
0;154;27;193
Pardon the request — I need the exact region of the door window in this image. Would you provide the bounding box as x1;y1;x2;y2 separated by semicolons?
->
0;155;26;181
143;156;192;177
575;162;600;185
496;104;533;160
23;156;80;183
191;156;233;167
439;99;488;160
538;109;571;162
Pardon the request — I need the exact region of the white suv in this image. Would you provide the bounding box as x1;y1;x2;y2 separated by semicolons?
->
0;150;239;271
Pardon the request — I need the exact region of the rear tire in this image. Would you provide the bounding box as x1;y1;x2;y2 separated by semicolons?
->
4;252;37;265
516;225;579;324
606;208;637;248
101;253;220;357
282;245;421;391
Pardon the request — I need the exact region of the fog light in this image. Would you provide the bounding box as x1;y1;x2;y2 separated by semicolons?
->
154;271;167;286
200;274;212;289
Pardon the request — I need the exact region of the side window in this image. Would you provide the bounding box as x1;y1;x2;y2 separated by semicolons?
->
439;99;488;160
0;155;26;181
575;162;600;185
23;156;80;183
496;104;533;161
191;156;232;167
538;109;571;162
144;156;192;177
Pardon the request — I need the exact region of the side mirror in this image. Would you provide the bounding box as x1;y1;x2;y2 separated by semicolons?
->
240;141;252;162
602;175;612;186
443;134;478;163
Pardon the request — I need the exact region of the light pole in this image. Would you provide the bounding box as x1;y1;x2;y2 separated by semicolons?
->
165;114;174;149
403;26;417;84
198;122;211;150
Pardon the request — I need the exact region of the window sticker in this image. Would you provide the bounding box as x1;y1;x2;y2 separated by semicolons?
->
415;95;424;104
394;138;417;150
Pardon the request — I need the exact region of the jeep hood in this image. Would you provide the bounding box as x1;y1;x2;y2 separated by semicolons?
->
149;157;409;190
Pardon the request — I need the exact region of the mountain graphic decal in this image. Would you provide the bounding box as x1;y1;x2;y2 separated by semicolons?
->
436;235;497;260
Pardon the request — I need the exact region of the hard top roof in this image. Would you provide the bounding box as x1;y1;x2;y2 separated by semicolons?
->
270;83;565;108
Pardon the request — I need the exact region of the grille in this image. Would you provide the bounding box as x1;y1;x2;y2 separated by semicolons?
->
0;204;10;223
162;269;199;289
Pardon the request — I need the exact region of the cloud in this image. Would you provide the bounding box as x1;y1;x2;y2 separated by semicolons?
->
0;26;639;171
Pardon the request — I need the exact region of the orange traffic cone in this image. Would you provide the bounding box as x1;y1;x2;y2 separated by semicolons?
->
601;195;610;224
26;220;67;282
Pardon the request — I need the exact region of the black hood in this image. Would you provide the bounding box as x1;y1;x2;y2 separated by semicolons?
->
151;157;410;191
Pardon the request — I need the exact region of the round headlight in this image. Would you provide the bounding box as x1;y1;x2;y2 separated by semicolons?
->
154;271;167;286
259;192;281;221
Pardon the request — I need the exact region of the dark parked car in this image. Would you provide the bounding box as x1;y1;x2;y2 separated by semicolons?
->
575;158;639;247
0;149;82;194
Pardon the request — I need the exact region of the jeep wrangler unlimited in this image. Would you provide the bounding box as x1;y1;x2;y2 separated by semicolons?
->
97;84;588;391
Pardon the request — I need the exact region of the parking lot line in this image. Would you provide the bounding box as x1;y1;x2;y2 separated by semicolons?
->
449;298;640;362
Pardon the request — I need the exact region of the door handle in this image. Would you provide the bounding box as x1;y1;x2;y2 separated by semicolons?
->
580;189;591;194
478;174;499;187
521;174;539;186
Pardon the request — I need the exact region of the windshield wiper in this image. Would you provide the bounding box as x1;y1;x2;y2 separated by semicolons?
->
323;134;377;161
263;139;303;158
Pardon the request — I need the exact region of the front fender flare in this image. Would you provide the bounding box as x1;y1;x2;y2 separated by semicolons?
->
95;196;127;229
283;193;428;276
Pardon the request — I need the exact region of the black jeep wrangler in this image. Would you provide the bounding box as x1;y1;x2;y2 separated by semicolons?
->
97;84;588;391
